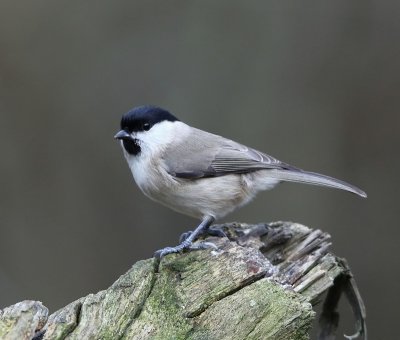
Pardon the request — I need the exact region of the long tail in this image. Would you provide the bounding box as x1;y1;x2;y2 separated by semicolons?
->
265;169;367;198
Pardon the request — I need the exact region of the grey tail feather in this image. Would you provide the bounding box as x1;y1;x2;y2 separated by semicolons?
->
266;169;367;198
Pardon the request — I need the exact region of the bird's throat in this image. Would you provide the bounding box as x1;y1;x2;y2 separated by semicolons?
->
123;138;141;156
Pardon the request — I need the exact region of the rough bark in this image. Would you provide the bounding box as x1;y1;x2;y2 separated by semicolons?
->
0;222;366;340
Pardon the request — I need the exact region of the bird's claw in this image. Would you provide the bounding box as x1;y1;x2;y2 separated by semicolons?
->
154;240;218;259
178;227;227;243
189;241;219;251
179;231;192;243
154;246;180;259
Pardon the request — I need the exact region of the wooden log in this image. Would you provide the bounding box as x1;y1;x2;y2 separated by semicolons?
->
0;222;366;340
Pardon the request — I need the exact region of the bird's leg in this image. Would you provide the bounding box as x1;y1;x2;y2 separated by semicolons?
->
154;216;216;259
179;226;226;243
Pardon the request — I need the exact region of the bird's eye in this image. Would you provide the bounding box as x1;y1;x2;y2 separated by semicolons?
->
143;123;151;131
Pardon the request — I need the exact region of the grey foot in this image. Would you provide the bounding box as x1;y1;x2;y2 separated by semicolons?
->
179;227;227;243
156;215;217;259
154;240;218;259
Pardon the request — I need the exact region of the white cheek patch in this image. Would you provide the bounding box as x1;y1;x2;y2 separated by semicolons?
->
123;121;184;188
135;121;189;154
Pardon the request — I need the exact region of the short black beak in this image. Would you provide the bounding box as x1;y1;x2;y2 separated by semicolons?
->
114;130;133;141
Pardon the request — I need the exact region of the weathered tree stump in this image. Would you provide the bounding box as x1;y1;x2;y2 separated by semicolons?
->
0;222;366;340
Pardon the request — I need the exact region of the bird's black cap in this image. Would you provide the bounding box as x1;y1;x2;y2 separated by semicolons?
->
120;105;179;133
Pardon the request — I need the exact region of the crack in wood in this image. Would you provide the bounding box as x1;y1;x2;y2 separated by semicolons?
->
185;270;268;318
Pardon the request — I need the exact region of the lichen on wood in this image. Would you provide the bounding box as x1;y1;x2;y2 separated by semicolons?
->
0;221;367;340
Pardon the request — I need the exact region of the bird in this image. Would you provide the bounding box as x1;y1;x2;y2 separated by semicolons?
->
114;105;366;258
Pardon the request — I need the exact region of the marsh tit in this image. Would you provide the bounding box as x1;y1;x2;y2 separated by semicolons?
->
114;106;366;258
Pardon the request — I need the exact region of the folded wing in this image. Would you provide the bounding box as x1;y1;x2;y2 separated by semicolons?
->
164;128;366;198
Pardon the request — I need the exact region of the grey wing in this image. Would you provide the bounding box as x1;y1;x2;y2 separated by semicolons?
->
209;143;299;175
163;128;367;198
210;143;366;197
164;128;296;179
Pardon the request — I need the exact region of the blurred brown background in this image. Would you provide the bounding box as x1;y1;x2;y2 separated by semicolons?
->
0;1;398;338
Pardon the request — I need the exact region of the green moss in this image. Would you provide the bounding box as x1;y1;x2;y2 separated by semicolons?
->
188;278;314;340
124;252;314;340
123;256;193;339
0;319;14;338
163;252;200;273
